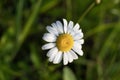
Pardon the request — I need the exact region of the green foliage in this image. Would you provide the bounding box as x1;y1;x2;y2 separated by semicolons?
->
0;0;120;80
63;67;77;80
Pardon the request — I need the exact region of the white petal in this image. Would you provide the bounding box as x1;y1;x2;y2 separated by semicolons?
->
73;32;83;40
72;41;83;56
63;52;68;65
70;30;75;36
74;41;82;49
46;26;58;36
42;43;56;50
53;51;62;64
47;47;58;57
63;19;68;33
42;33;56;42
73;43;82;53
68;21;74;29
73;23;80;30
75;39;84;44
48;50;58;62
67;52;73;63
51;23;60;34
70;50;78;60
56;21;63;33
72;46;83;56
70;29;82;37
67;21;74;33
76;29;82;33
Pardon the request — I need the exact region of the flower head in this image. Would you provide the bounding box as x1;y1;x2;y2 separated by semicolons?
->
42;19;84;65
96;0;101;4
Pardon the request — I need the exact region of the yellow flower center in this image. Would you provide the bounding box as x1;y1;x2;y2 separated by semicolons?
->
56;33;74;52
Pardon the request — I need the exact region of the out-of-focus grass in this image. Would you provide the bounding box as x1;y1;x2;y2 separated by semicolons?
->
0;0;120;80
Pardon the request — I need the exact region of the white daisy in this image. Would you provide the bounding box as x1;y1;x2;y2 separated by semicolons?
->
42;19;84;65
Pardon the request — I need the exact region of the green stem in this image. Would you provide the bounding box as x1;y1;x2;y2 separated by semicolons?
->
0;71;5;80
10;0;42;62
16;0;24;38
18;0;42;45
97;58;104;80
77;2;95;23
99;22;120;60
66;0;72;20
85;23;117;39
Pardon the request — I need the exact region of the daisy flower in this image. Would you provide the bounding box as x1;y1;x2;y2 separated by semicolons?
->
42;19;84;65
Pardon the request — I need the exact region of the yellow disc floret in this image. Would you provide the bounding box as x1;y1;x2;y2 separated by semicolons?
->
56;33;74;52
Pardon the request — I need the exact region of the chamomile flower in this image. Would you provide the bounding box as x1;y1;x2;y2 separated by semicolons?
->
42;19;84;65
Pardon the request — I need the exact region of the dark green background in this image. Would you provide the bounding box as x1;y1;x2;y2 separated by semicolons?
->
0;0;120;80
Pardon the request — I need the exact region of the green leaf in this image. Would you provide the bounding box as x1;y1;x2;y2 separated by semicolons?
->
0;71;5;80
63;67;77;80
30;44;41;69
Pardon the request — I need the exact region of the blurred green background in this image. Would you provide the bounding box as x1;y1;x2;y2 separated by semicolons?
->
0;0;120;80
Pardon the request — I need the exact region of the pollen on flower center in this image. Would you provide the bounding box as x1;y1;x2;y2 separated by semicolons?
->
56;33;74;52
